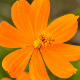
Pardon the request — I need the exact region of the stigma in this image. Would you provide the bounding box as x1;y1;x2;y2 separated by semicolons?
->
33;31;55;48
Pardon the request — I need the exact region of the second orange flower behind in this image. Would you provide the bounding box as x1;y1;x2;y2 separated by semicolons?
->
1;72;31;80
0;0;80;79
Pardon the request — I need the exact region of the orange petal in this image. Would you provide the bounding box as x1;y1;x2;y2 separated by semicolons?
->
2;46;34;78
46;44;80;62
16;72;31;80
40;46;77;78
45;14;79;43
1;78;12;80
29;49;50;80
11;0;35;40
19;0;26;1
31;0;50;39
0;21;33;48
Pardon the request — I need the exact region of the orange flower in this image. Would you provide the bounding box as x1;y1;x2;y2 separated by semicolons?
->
1;72;31;80
0;0;80;79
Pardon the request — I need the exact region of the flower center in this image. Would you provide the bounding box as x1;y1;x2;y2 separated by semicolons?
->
33;31;55;48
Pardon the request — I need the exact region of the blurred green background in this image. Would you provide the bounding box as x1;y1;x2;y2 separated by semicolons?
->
0;0;80;80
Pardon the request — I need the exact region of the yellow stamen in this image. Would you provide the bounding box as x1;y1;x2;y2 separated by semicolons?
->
33;31;55;48
33;38;42;48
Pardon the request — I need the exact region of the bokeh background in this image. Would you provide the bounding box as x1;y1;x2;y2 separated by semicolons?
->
0;0;80;80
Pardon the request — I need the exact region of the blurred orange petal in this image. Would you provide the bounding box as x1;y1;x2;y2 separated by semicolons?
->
46;44;80;62
45;14;79;43
40;46;77;78
1;78;12;80
16;72;31;80
19;0;26;1
31;0;50;38
29;49;50;80
0;21;33;48
11;0;35;40
2;46;34;78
